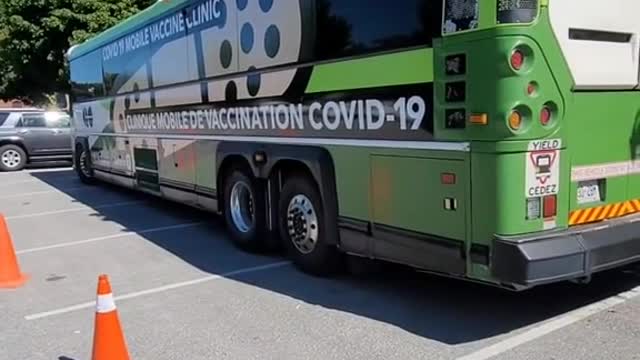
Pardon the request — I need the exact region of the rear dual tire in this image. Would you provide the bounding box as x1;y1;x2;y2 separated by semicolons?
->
278;175;343;276
223;170;343;275
223;170;267;252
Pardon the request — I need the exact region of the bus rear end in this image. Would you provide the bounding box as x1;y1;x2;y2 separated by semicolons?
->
437;0;640;289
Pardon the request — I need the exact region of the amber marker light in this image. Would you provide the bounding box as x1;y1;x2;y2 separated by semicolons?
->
508;110;522;130
470;113;488;125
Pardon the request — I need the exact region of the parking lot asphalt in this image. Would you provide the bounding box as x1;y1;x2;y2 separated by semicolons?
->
1;167;640;360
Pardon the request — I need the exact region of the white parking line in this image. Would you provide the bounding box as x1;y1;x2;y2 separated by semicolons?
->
23;167;73;174
0;187;86;200
24;261;291;320
5;200;145;220
457;285;640;360
0;167;73;176
16;222;205;254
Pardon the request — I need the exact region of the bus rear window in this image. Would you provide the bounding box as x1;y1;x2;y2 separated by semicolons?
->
497;0;538;24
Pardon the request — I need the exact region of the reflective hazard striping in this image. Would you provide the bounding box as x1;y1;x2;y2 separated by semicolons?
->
569;199;640;226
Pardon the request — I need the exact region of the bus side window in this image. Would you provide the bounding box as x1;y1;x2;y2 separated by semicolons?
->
103;45;151;96
315;0;442;60
70;50;105;102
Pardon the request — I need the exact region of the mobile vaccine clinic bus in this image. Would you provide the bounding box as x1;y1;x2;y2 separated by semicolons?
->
67;0;640;290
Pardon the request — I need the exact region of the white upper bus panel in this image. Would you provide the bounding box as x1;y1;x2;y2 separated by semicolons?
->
549;0;640;90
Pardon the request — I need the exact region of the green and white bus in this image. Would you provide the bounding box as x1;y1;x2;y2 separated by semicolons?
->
67;0;640;290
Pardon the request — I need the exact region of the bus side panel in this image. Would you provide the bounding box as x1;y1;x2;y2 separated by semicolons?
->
110;137;134;178
329;145;468;274
129;138;160;193
195;140;220;212
89;135;112;174
158;139;198;207
370;155;467;240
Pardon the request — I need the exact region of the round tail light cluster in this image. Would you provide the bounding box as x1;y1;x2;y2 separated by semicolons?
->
511;50;525;71
509;110;523;130
540;106;552;126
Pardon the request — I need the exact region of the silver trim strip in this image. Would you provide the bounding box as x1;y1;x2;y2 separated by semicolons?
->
135;167;158;174
572;160;640;182
82;133;471;152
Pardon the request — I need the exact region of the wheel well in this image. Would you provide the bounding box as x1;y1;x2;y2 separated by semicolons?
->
271;159;315;190
217;155;253;212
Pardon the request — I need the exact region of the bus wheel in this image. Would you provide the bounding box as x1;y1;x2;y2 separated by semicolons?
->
278;174;342;275
74;144;95;184
223;170;266;252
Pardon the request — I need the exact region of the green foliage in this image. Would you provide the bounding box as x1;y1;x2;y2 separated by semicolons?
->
0;0;153;104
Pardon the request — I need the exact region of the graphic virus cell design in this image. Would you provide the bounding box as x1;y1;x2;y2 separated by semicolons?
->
218;0;302;102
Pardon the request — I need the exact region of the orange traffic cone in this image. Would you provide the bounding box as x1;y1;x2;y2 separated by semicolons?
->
0;213;28;288
91;275;130;360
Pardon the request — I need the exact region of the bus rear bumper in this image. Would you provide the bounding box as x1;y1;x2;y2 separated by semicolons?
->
491;214;640;289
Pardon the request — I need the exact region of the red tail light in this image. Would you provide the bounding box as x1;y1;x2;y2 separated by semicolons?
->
441;173;456;185
527;83;536;96
511;50;524;71
540;106;552;126
543;195;557;218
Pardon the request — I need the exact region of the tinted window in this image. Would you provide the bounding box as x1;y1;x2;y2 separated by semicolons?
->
20;114;47;128
103;39;151;95
47;115;71;129
70;50;105;101
0;112;9;126
315;0;442;60
443;0;479;34
497;0;537;24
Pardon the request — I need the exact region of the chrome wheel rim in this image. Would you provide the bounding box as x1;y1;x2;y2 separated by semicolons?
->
1;150;22;169
79;150;92;177
230;181;255;233
287;194;319;254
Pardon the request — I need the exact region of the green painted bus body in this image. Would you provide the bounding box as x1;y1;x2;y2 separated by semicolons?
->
68;1;640;287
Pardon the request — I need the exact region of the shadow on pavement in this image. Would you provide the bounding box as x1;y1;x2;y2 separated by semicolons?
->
30;169;640;345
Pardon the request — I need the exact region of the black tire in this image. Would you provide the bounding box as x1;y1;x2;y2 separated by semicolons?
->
278;174;343;275
223;169;267;252
0;144;27;172
74;144;96;184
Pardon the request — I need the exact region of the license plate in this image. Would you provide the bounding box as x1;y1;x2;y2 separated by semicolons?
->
577;180;602;204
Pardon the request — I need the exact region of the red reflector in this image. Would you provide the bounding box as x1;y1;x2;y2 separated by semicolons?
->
540;106;552;126
511;50;524;70
441;173;456;185
543;195;557;218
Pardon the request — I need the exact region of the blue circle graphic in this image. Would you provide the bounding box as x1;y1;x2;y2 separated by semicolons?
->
247;66;261;97
264;25;280;58
236;0;248;11
241;23;254;54
220;40;233;69
259;0;274;12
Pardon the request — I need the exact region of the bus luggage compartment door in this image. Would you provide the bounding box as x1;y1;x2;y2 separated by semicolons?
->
131;138;160;193
369;155;467;273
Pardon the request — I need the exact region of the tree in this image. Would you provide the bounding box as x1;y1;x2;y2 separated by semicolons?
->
0;0;154;105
